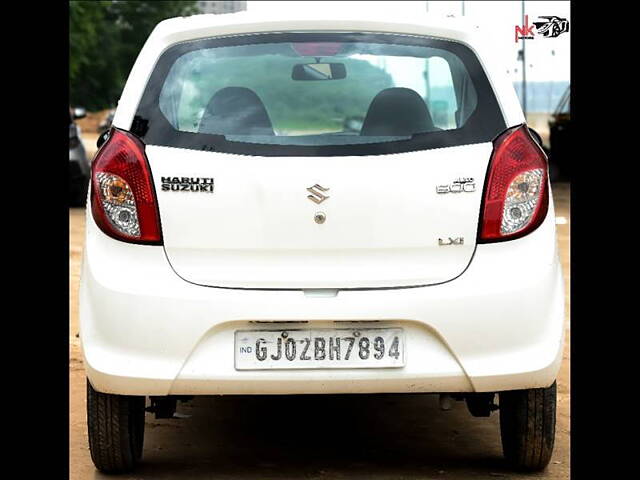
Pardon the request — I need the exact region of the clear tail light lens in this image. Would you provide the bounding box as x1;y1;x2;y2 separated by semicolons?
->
479;124;549;242
90;128;162;244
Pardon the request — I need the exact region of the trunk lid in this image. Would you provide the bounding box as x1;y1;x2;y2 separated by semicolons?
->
150;142;491;289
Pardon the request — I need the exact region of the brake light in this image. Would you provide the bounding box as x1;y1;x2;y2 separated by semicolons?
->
479;124;549;242
292;42;343;57
90;128;162;244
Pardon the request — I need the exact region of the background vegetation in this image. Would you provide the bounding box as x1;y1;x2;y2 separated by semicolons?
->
70;1;198;110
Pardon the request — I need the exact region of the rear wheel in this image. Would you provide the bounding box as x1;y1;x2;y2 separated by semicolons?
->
499;381;556;471
87;380;146;473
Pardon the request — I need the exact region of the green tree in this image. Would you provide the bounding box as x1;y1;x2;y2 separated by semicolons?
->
69;1;105;85
70;1;198;110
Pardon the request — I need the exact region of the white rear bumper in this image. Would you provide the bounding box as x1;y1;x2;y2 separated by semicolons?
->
80;208;564;396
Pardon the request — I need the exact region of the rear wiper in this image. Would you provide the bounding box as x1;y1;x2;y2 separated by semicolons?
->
193;133;226;152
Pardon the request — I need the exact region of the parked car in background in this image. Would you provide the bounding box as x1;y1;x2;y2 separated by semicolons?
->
98;108;115;133
81;12;564;474
548;86;570;179
69;106;89;206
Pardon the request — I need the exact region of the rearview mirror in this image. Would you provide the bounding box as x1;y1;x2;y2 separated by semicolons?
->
292;63;346;81
73;107;87;120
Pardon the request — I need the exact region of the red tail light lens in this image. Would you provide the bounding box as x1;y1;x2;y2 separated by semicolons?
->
91;128;162;244
479;124;549;242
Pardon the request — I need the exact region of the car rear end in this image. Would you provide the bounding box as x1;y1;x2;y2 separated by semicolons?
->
80;14;564;473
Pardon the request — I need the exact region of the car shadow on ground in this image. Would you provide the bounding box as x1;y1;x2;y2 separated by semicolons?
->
94;394;519;480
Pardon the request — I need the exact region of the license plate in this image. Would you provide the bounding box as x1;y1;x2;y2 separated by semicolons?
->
234;328;405;370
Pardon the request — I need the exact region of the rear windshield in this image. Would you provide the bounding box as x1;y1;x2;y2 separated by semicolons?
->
133;32;505;156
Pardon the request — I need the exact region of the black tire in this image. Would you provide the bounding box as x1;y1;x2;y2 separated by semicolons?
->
87;380;146;473
499;381;556;471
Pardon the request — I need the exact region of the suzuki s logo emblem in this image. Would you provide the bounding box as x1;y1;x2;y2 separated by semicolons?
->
307;184;330;204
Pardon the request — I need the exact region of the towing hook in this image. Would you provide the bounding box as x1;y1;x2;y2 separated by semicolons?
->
466;393;499;417
147;397;178;419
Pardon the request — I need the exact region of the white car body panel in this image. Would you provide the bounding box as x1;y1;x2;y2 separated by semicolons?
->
81;199;563;395
82;13;563;396
152;143;491;289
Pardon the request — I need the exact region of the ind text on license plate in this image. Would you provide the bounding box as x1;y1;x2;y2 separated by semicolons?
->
234;328;405;370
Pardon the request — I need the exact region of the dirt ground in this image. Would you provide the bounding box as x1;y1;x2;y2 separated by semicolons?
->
69;182;570;480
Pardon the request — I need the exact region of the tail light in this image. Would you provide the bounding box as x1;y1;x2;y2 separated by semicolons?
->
90;128;162;244
478;124;549;242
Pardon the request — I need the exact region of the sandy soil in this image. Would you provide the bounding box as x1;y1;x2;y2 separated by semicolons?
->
69;184;570;480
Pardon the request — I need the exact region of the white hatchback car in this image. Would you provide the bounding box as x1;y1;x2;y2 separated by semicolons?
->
80;11;564;474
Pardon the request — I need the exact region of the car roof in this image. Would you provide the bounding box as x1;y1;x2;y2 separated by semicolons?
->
150;10;482;46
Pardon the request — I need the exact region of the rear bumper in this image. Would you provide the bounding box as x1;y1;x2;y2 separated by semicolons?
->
80;206;565;396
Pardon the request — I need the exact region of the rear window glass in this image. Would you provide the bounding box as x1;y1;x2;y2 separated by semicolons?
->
134;32;505;156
